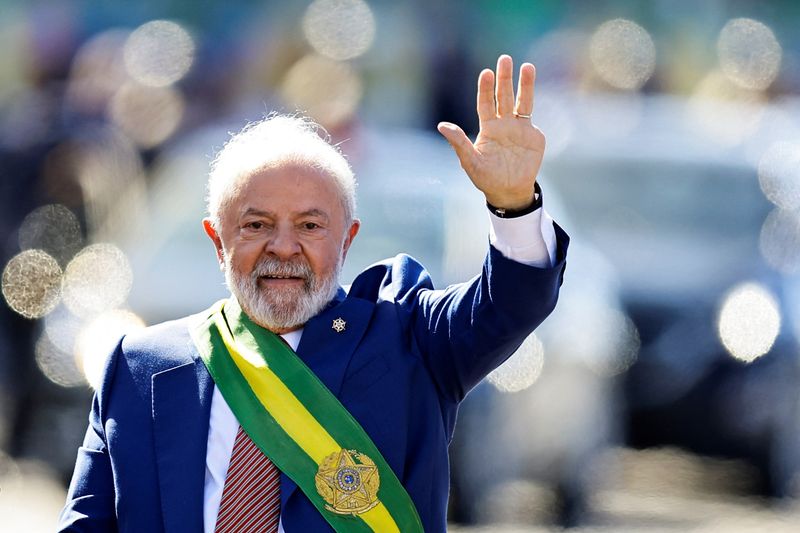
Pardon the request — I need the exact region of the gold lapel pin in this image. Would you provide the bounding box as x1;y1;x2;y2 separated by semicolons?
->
332;317;346;333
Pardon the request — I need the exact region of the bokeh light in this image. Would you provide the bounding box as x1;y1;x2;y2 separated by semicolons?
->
67;29;130;114
759;208;800;274
75;309;146;390
62;243;133;318
717;18;782;91
2;250;62;319
73;127;147;240
18;204;82;265
280;54;363;128
542;296;640;378
44;304;83;355
35;333;86;388
688;70;765;146
717;282;780;362
108;82;185;148
123;20;195;87
589;18;656;90
583;309;640;377
758;141;800;210
487;333;544;393
302;0;376;61
742;105;800;167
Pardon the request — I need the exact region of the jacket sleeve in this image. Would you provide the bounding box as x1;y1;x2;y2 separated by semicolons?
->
412;222;569;403
57;341;122;532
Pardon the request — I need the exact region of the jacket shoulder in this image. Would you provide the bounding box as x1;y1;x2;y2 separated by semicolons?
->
119;314;200;373
347;253;435;304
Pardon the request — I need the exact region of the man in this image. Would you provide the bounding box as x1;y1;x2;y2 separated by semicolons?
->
59;55;568;532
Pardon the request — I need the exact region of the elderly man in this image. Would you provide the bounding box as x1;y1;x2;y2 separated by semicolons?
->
59;55;568;532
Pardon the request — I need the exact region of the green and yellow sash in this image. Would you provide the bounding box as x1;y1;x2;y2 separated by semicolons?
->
190;299;423;533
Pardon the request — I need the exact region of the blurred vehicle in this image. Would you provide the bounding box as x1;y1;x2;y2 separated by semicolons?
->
541;90;800;500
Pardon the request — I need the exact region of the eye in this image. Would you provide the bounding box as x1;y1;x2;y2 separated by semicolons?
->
244;221;264;230
303;222;320;230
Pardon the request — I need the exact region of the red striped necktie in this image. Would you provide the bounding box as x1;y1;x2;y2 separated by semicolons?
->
215;425;281;533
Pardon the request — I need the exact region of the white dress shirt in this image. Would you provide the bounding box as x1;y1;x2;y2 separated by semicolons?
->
202;205;558;532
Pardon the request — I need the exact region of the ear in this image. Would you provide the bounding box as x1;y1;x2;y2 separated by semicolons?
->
341;219;360;261
202;218;225;269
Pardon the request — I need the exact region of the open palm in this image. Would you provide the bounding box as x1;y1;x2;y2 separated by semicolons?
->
438;55;545;211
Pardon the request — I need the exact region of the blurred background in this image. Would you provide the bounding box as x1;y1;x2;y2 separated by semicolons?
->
2;0;800;530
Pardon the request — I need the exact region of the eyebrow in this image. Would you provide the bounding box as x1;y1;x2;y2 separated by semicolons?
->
241;207;330;222
241;207;274;218
298;209;330;222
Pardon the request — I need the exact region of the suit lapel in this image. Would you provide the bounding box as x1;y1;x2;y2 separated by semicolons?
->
152;352;214;533
295;291;374;398
280;291;375;514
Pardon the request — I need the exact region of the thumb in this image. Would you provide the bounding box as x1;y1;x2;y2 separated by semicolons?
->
437;122;476;170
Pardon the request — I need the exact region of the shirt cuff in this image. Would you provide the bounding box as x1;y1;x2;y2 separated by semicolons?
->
488;189;557;268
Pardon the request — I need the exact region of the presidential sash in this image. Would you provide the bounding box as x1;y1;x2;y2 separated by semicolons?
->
190;299;424;533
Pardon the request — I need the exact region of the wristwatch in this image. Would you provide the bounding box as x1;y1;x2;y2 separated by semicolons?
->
486;182;543;218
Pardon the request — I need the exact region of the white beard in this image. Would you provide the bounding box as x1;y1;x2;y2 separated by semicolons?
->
224;253;341;331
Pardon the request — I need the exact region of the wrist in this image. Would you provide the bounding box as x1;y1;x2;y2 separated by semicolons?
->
486;183;542;218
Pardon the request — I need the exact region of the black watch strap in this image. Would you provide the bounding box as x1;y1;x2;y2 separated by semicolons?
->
486;182;543;218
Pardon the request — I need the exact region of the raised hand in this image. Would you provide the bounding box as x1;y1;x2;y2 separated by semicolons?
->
437;55;545;211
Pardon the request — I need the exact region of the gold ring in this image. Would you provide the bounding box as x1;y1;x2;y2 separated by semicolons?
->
514;112;532;119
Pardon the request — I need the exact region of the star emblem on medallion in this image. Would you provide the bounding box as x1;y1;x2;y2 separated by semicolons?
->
332;317;346;333
316;449;379;514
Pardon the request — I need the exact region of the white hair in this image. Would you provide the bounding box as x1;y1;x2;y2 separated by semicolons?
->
207;114;356;229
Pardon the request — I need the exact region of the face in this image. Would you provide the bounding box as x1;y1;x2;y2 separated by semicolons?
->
204;163;359;333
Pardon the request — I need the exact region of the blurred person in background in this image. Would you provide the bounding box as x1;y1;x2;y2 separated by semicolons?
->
57;55;569;532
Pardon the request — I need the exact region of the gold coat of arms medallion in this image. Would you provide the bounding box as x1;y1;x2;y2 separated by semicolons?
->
315;449;380;515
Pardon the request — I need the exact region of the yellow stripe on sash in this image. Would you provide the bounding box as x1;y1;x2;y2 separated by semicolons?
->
213;313;400;533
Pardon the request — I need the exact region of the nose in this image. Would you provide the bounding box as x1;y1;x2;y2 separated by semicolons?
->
264;224;301;260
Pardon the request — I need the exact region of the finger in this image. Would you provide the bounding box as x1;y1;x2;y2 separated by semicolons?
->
437;122;476;172
495;54;515;117
477;69;495;122
515;63;536;117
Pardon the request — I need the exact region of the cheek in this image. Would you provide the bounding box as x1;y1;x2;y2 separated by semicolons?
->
307;243;345;276
228;244;262;273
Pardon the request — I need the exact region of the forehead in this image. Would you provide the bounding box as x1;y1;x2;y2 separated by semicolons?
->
230;163;343;216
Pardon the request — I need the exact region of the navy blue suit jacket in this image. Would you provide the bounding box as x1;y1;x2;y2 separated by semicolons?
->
59;229;568;532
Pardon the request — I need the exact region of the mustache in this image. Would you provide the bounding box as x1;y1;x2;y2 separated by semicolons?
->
251;256;313;281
